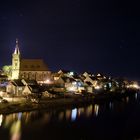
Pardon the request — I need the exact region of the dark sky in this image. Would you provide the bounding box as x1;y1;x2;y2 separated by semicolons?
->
0;0;140;79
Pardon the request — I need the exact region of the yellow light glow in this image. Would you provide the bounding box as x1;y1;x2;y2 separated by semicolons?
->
0;115;3;126
127;83;140;89
10;120;21;140
45;79;50;84
133;84;139;89
95;85;101;90
94;104;99;116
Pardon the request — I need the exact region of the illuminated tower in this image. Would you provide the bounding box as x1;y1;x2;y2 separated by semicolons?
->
11;39;20;79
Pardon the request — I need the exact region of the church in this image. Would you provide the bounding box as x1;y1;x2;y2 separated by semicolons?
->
11;39;51;82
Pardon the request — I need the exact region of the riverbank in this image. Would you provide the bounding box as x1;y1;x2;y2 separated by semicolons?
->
0;90;138;114
0;95;95;114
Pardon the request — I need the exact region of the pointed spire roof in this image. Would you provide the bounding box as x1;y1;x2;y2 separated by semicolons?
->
14;38;20;54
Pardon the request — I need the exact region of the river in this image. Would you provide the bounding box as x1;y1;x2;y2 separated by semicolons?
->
0;93;140;140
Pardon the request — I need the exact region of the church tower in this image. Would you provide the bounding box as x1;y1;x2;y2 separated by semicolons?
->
11;38;20;79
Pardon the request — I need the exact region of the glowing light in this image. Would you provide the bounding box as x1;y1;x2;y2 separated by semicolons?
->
97;73;101;76
10;120;21;140
0;91;4;96
44;79;51;84
71;108;77;121
0;115;3;126
78;107;84;116
108;83;112;88
67;86;77;92
133;84;139;89
127;83;140;89
95;85;101;90
135;93;138;100
94;104;99;116
69;72;74;76
18;113;22;120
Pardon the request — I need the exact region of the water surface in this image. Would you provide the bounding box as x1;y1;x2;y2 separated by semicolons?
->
0;93;140;140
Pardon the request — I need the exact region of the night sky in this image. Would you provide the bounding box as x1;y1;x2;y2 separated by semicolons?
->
0;0;140;79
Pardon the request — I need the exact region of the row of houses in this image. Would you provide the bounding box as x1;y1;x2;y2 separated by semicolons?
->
0;77;43;97
0;70;139;97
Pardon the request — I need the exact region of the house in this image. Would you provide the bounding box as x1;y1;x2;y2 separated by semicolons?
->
22;79;43;96
54;74;85;93
53;72;61;81
0;75;8;94
6;80;25;96
83;73;98;87
72;75;85;93
84;82;94;93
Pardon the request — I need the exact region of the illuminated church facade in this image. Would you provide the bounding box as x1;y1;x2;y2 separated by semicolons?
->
11;39;51;82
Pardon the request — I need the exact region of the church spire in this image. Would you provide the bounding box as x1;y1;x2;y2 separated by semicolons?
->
14;38;20;54
12;38;20;79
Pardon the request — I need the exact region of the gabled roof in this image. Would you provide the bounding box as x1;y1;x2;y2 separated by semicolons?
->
20;59;48;71
12;79;24;86
53;72;61;77
22;79;38;86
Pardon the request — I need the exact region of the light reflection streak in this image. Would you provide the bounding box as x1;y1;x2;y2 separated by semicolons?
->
78;107;84;117
94;104;99;116
58;112;64;121
109;102;113;109
71;108;77;121
86;105;93;117
135;93;138;100
10;113;22;140
0;114;3;126
126;97;129;103
66;110;71;120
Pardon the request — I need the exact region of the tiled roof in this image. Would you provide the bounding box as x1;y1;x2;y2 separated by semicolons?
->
20;59;48;71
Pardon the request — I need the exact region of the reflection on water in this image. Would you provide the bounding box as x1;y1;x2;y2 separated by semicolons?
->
0;114;3;126
86;104;93;117
94;104;99;116
126;96;129;103
71;108;77;121
10;118;21;140
109;102;113;109
135;93;138;99
58;112;64;121
0;93;139;140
